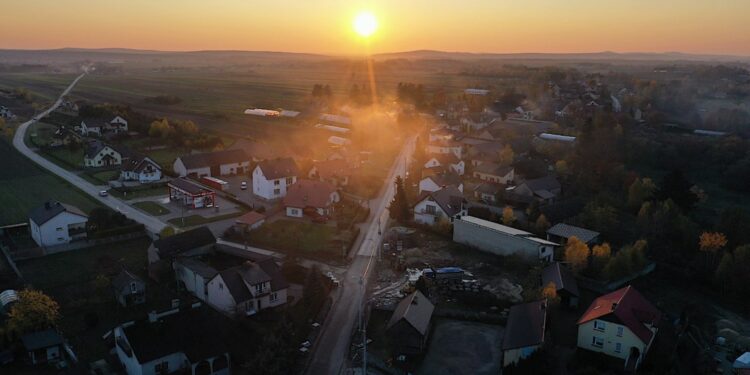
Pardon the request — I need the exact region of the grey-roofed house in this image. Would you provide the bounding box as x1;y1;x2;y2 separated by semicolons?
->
546;223;600;245
502;300;547;367
413;186;467;226
28;201;88;247
473;163;515;184
120;155;162;184
173;149;251;178
511;175;562;204
83;140;126;168
418;172;464;194
474;182;504;204
148;227;216;280
542;262;579;307
386;291;435;354
204;259;289;317
113;306;231;375
21;329;64;365
113;269;146;307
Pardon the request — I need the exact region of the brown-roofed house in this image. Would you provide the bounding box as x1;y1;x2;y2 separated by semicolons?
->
252;158;300;200
502;299;548;367
283;180;340;218
386;291;434;354
308;159;355;187
576;285;661;371
413;186;466;226
234;211;266;231
173;149;250;178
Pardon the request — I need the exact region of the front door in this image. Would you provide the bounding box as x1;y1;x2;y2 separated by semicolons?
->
257;299;262;311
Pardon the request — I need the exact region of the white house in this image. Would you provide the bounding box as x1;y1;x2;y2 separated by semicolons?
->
79;118;103;136
426;140;462;159
204;259;289;317
106;115;129;133
283;180;340;218
413;186;466;226
114;307;231;375
423;153;465;176
120;156;162;183
473;164;514;184
28;201;88;247
453;216;556;261
173;149;250;178
418;173;464;194
84;141;123;168
577;286;661;371
252;158;299;200
502;300;547;367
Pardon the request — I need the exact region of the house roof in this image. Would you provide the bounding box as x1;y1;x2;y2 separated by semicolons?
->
112;269;143;291
229;139;280;160
475;163;513;177
257;158;299;180
519;175;561;194
312;159;354;179
577;286;661;344
424;172;462;189
121;156;161;173
121;307;228;363
235;211;265;227
29;201;87;226
283;180;337;209
546;223;600;244
21;329;63;351
542;262;579;297
474;182;503;195
427;153;460;165
178;149;249;170
168;177;212;195
458;216;559;246
81;117;107;128
153;226;216;258
174;258;219;280
415;186;465;217
502;300;547;350
386;291;434;336
217;259;289;302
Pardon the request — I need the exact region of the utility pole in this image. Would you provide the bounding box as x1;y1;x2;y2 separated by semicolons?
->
360;275;367;375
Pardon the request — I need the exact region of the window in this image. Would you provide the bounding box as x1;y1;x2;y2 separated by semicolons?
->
616;326;624;337
291;209;300;215
591;336;604;348
425;205;437;214
155;361;169;375
270;292;278;302
594;320;606;331
56;227;63;231
255;284;263;294
219;283;224;290
273;188;281;195
615;343;622;353
274;180;280;186
130;282;137;293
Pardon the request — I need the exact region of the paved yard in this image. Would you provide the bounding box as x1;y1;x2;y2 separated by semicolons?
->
418;319;504;375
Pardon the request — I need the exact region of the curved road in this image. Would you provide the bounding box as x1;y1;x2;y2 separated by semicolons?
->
11;70;167;234
307;135;416;375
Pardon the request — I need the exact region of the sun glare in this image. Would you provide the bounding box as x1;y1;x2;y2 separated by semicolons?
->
353;11;378;38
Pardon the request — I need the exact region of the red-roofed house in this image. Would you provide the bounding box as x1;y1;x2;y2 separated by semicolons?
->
234;211;266;231
308;159;354;187
577;286;661;370
283;180;340;218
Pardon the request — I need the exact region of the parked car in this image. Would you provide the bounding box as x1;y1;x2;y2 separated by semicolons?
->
98;190;109;197
240;181;248;190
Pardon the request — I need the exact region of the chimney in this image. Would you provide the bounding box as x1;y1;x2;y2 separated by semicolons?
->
148;311;158;323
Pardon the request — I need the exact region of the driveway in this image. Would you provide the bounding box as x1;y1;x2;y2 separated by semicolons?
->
11;69;167;234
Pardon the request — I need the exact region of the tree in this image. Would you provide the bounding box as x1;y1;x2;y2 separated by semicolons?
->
159;226;175;238
502;206;516;225
656;170;698;212
499;145;515;166
7;289;60;334
148;118;171;138
627;177;656;210
554;160;568;175
602;240;648;281
390;176;410;223
535;214;550;233
541;282;560;306
565;237;590;273
591;243;612;275
699;232;727;271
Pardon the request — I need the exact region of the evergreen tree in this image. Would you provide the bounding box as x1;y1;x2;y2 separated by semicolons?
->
390;176;411;223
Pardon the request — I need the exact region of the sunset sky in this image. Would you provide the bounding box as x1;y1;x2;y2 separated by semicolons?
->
1;0;749;56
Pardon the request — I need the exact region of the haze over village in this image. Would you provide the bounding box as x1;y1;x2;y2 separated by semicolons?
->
0;1;750;375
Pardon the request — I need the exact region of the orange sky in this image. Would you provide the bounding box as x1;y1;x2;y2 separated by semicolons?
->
1;0;749;56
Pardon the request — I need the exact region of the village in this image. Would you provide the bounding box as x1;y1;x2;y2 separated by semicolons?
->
0;56;749;375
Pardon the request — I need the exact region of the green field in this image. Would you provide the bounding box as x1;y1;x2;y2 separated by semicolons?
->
0;139;101;226
168;211;245;228
0;72;77;102
133;201;170;216
250;219;336;253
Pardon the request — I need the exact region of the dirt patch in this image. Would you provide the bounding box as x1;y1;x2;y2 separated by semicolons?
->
418;319;504;375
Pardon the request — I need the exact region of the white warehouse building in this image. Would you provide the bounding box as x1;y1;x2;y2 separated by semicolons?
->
453;216;557;261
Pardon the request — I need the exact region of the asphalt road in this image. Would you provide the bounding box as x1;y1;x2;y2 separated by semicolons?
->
307;135;416;375
11;70;167;235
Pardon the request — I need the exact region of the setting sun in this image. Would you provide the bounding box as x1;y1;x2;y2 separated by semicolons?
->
353;11;378;38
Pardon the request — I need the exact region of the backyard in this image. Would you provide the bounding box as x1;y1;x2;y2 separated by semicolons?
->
133;201;171;216
249;219;338;254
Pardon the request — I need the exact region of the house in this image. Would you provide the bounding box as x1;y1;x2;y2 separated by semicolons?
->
167;178;216;209
204;259;289;316
120;155;162;183
283;180;340;218
428;127;458;143
546;223;600;245
413;186;467;226
308;159;354;186
148;227;216;279
426;139;463;159
510;175;561;204
453;216;557;261
502;300;547;367
113;307;231;375
79;117;104;136
106;115;129;133
734;353;750;375
84;140;124;168
418;172;463;194
173;149;251;178
473;163;514;184
28;201;88;247
252;158;299;200
541;262;579;307
577;286;661;371
423;153;465;176
21;329;64;365
233;211;266;231
113;269;146;307
473;183;503;204
386;291;434;355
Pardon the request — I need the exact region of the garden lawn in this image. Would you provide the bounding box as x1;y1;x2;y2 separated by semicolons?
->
133;201;171;216
250;219;336;253
168;211;245;227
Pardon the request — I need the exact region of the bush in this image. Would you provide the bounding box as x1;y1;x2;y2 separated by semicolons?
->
89;223;145;239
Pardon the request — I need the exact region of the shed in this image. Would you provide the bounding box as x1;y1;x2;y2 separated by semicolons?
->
21;329;64;365
386;291;434;355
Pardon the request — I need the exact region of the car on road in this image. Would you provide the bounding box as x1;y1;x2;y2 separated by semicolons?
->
240;181;248;190
98;190;109;197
